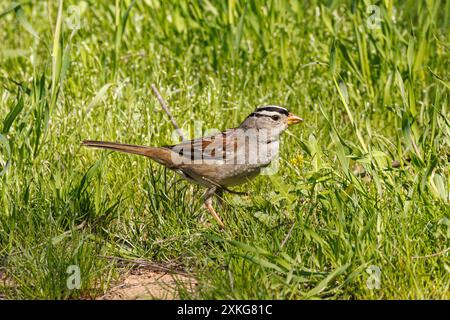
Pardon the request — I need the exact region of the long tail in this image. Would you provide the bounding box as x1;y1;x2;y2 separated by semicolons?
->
82;140;174;166
82;140;157;156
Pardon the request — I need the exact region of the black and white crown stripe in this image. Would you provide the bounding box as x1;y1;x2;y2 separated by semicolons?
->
256;106;289;115
248;105;289;119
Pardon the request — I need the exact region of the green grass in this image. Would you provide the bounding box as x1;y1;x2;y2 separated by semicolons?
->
0;0;449;299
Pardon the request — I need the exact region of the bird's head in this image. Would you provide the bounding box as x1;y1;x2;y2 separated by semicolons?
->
240;105;303;137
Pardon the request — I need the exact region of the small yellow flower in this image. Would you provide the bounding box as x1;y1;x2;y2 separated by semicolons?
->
290;154;304;168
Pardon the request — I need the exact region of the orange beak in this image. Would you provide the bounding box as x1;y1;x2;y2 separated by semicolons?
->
287;112;303;125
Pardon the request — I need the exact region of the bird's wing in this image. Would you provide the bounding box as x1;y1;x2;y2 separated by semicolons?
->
165;129;240;162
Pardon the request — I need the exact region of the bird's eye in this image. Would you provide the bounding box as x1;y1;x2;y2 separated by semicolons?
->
271;115;280;121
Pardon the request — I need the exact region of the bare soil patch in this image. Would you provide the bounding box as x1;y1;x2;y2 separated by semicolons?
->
99;267;197;300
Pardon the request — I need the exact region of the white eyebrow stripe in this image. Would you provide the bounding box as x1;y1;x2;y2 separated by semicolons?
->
256;105;288;112
254;110;284;117
255;106;289;116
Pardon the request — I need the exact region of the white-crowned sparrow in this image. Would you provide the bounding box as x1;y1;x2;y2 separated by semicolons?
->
82;105;303;228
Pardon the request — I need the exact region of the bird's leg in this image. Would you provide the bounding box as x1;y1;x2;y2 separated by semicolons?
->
205;199;225;229
216;189;226;209
203;187;225;229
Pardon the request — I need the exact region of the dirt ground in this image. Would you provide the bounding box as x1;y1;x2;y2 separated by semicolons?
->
98;268;197;300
